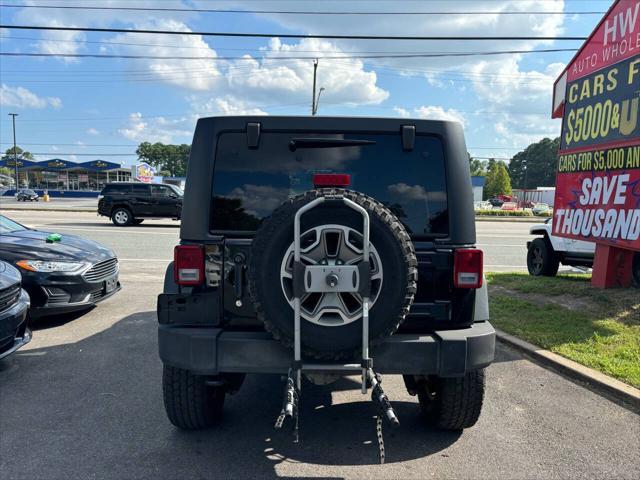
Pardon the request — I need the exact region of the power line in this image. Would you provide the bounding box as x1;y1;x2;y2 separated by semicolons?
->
0;48;578;61
0;142;530;151
0;142;138;147
0;35;578;57
0;24;588;41
22;152;515;161
0;4;605;15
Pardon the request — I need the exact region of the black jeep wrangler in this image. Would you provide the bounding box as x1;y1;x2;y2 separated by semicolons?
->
158;116;495;433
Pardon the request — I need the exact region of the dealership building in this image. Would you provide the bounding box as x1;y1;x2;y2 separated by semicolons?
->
0;158;134;196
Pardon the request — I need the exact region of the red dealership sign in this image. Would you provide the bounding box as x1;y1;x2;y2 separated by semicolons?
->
552;0;640;252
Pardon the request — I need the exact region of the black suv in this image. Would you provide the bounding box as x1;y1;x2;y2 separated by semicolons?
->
98;182;182;226
158;117;495;435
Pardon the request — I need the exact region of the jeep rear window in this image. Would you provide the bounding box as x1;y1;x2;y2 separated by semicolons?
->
210;132;448;236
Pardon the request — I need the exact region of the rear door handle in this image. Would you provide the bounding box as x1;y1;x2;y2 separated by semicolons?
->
233;253;246;307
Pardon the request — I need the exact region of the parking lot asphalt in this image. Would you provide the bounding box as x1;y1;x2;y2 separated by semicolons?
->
2;211;636;479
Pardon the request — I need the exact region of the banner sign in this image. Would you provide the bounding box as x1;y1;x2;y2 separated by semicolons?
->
566;0;640;83
553;0;640;251
135;162;156;183
560;56;639;150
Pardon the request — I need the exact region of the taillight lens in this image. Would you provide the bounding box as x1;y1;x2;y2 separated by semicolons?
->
454;249;483;288
174;245;204;285
312;173;351;188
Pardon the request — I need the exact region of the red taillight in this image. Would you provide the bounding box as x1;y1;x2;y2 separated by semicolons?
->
313;173;351;188
454;249;483;289
174;245;204;285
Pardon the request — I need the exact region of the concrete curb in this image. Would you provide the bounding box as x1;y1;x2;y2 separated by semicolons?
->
496;329;640;412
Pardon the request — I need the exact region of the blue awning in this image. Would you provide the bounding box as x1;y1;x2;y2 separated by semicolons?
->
77;160;122;171
0;158;38;169
38;158;81;170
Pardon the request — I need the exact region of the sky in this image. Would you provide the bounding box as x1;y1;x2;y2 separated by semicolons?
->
0;0;617;166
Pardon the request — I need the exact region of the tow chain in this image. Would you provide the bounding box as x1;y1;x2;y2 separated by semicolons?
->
275;372;300;442
375;414;385;464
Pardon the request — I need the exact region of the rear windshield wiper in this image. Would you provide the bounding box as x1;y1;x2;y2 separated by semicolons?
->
288;138;376;151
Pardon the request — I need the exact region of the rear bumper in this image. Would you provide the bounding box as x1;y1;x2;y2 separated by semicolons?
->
158;321;495;376
0;290;31;360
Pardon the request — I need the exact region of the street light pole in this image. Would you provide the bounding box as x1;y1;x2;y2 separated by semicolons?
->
8;113;19;190
314;87;325;115
311;59;318;115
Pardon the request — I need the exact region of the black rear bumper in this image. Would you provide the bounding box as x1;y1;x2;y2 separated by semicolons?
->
158;321;495;377
0;289;31;360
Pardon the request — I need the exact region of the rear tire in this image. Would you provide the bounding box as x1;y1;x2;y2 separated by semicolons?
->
527;237;559;276
417;370;486;431
162;365;225;430
111;207;132;226
249;188;417;359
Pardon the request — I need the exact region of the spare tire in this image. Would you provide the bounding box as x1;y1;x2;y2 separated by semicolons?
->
249;188;417;359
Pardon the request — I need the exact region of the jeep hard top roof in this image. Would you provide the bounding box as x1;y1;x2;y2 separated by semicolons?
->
181;116;475;245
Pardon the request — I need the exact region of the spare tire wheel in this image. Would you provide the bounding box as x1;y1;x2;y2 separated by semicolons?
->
249;189;417;359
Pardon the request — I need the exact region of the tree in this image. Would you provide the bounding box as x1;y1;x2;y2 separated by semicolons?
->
484;161;512;199
136;142;191;177
469;157;487;177
1;146;34;161
508;137;560;189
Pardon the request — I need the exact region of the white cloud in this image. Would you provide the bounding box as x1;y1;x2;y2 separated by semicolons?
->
194;96;268;116
393;105;466;126
34;27;86;63
105;18;222;91
118;112;193;143
86;128;100;135
388;183;428;201
393;107;410;118
223;38;389;106
0;84;62;109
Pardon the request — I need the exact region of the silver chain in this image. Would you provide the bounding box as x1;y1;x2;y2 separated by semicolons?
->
376;414;385;464
274;411;286;429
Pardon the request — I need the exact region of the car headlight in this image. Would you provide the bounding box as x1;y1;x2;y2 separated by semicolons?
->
16;260;88;273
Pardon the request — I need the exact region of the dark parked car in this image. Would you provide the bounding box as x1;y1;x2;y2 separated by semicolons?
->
16;189;39;202
97;182;183;226
488;197;504;208
0;260;31;360
158;116;494;435
0;215;120;318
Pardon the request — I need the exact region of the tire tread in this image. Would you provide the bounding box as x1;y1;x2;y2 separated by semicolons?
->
249;188;417;360
162;365;224;430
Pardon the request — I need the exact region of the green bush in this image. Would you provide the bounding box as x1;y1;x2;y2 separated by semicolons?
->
475;209;534;217
535;210;553;217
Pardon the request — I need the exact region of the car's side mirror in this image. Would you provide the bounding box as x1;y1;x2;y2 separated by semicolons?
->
169;193;177;198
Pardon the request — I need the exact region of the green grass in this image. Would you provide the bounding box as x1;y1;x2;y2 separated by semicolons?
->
475;209;534;217
487;273;640;388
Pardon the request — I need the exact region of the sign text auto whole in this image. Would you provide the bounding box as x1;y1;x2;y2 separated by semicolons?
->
553;0;640;251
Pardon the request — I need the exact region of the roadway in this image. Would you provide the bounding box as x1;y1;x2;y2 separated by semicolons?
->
2;210;637;479
3;210;533;271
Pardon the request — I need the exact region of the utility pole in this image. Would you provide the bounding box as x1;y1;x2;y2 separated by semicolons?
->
311;59;318;115
311;59;325;116
8;113;19;190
